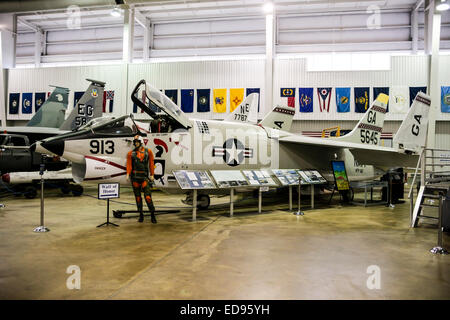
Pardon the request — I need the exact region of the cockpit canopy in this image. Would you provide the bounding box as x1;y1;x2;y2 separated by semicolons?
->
86;115;140;136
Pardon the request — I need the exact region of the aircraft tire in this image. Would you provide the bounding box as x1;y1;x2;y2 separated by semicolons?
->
113;211;122;218
197;194;210;210
60;183;71;194
24;186;37;199
71;184;84;196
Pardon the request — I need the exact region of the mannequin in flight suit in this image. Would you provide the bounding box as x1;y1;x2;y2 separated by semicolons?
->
126;135;157;223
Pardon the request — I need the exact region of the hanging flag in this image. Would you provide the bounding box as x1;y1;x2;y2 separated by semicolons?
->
9;93;20;115
34;92;46;112
73;91;84;108
230;88;244;112
335;87;351;113
298;88;313;113
280;88;295;108
317;87;332;112
181;89;194;113
354;87;370;113
409;86;427;107
102;90;114;113
22;92;33;114
197;89;210;112
390;86;409;113
246;88;260;112
165;89;178;106
213;88;227;113
441;86;450;113
373;87;389;112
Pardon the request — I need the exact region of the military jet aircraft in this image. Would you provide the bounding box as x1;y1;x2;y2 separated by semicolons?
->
34;79;430;208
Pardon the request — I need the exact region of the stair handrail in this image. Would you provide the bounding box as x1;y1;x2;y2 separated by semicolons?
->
408;148;425;199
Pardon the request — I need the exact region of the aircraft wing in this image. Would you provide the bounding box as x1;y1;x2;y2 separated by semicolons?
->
278;134;419;168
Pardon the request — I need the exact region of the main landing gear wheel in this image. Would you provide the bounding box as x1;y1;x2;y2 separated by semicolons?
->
197;194;210;210
60;183;71;194
71;184;84;196
24;186;37;199
113;211;123;219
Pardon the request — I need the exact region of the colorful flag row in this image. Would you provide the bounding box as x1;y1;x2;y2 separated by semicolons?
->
132;88;261;114
280;86;431;114
8;92;49;115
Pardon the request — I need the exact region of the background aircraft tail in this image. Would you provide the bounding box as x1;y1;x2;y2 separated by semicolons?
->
224;93;258;124
59;79;105;131
393;92;431;154
259;105;295;131
335;93;388;146
26;86;69;128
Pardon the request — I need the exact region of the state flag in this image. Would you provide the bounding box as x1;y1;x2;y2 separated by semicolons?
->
230;88;244;112
197;89;210;112
280;88;295;108
246;88;260;112
102;90;114;113
335;87;350;113
317;87;332;112
213;89;227;113
35;92;46;112
354;87;370;113
165;89;178;106
299;88;313;113
22;92;33;114
9;93;20;115
373;87;389;112
181;89;194;113
409;86;427;107
390;86;409;113
441;86;450;113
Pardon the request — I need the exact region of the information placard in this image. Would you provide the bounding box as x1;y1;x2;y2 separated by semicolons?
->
173;170;216;189
210;170;249;188
242;170;278;186
98;183;120;199
331;161;350;191
298;170;327;184
272;169;303;185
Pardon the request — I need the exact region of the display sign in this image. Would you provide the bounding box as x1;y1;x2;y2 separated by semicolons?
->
242;170;278;186
210;170;249;188
298;170;327;184
98;183;120;199
331;161;350;191
272;169;302;185
173;170;216;189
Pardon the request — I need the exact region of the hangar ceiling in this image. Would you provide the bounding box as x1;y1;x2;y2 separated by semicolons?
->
8;0;450;65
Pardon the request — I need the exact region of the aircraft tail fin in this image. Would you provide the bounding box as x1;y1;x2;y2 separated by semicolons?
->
335;93;389;146
59;79;105;131
26;86;69;128
224;93;259;124
259;105;295;131
393;92;431;153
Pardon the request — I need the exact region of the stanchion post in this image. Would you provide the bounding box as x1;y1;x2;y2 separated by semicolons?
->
230;188;234;217
34;160;49;233
311;184;314;209
430;196;448;254
192;189;197;222
258;187;262;214
294;177;304;216
289;185;292;211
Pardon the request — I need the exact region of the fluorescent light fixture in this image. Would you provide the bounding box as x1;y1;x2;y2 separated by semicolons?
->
110;7;122;17
263;2;274;14
436;0;450;11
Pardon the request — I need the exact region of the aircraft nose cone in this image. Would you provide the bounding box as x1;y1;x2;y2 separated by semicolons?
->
40;139;64;156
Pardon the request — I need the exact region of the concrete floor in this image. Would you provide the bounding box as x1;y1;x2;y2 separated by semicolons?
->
0;185;449;300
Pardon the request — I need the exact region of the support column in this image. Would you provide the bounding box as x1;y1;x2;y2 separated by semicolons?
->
411;9;419;54
425;0;441;149
34;29;43;68
264;13;275;114
143;18;150;61
123;5;134;64
0;13;16;128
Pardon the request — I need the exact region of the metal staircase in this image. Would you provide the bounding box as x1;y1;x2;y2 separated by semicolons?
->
409;148;450;228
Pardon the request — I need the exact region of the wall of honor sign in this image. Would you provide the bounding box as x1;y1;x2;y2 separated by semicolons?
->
272;169;303;186
242;170;278;186
173;170;216;190
298;170;328;184
210;170;249;188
